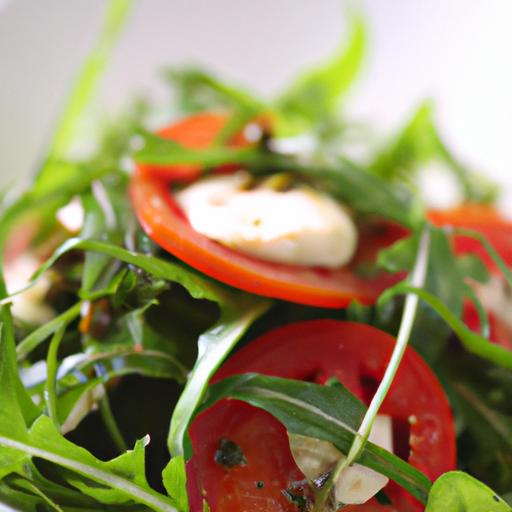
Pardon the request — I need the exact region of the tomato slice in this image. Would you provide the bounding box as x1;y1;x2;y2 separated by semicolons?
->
131;114;406;308
428;204;512;270
429;205;512;348
186;320;456;512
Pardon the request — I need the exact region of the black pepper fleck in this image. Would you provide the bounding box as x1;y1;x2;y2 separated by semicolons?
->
214;438;247;468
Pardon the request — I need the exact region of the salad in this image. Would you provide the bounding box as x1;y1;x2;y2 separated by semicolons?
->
1;1;512;511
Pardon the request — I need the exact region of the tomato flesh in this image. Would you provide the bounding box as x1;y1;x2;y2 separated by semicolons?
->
429;205;512;349
131;114;406;308
186;320;456;511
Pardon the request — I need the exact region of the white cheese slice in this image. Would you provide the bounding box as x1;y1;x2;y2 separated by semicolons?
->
289;415;393;505
175;171;358;268
5;253;54;324
56;196;84;233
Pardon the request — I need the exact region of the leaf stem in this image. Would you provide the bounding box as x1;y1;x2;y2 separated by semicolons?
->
462;283;490;338
314;226;430;510
45;0;133;163
98;389;128;453
168;299;270;456
44;325;67;429
16;302;83;360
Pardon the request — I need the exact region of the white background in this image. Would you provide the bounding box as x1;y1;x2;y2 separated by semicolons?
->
1;1;511;206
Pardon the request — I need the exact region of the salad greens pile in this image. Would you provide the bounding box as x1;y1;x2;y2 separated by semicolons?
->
1;1;511;510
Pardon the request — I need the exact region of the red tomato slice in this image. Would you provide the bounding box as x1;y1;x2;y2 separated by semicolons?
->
463;300;512;350
428;204;512;270
429;205;512;348
131;114;406;308
187;320;456;512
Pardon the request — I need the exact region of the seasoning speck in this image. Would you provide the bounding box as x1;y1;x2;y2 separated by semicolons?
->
214;438;247;468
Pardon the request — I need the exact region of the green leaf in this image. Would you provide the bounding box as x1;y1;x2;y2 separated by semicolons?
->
378;226;464;363
1;301;175;510
135;134;421;228
453;227;512;289
371;102;438;182
200;373;431;504
379;284;512;370
0;416;176;511
42;0;133;166
168;297;270;456
370;102;498;204
0;306;41;478
63;436;149;505
11;461;113;509
162;455;188;512
0;479;46;511
80;191;117;294
16;301;87;361
5;476;64;512
276;12;366;135
163;67;264;116
5;237;229;311
446;365;512;493
134;129;258;167
426;472;511;511
56;348;187;433
0;0;134;283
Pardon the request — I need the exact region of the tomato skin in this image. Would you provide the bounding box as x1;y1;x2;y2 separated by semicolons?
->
186;320;456;512
131;114;406;308
429;205;512;349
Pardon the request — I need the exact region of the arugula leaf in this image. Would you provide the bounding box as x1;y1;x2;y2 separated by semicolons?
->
40;0;133;173
135;134;421;228
0;478;56;512
163;67;264;116
200;373;432;504
370;102;498;204
80;189;119;294
162;456;188;512
0;478;63;512
21;346;187;435
0;305;41;478
6;237;228;308
445;359;512;494
379;283;512;370
162;67;267;145
0;416;176;511
1;301;175;510
378;226;463;363
276;12;366;136
9;461;115;510
168;297;270;456
426;471;511;511
0;0;134;271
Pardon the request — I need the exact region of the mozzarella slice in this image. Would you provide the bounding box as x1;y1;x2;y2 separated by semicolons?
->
175;171;358;268
5;253;54;324
56;196;84;233
288;415;393;505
